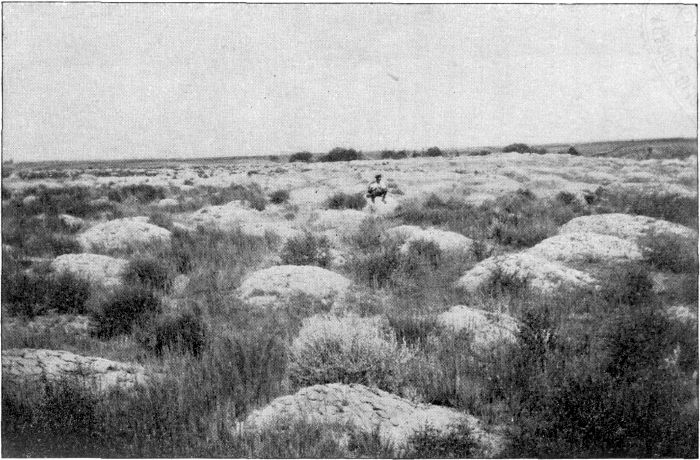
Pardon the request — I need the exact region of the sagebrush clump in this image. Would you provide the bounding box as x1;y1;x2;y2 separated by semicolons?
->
280;232;332;267
288;314;413;392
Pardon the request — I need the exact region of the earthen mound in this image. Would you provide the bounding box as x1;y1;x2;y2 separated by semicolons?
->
244;383;500;456
239;265;352;307
528;232;642;263
51;253;129;289
2;348;152;395
387;225;475;255
455;253;597;294
437;305;519;350
77;217;171;252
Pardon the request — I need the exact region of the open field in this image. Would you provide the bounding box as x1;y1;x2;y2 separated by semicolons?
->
2;148;698;457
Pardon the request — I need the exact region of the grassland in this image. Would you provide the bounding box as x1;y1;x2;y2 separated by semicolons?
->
1;146;697;457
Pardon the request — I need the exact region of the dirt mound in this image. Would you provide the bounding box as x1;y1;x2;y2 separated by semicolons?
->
2;349;152;395
560;213;697;242
77;217;171;252
51;253;129;289
529;232;642;263
456;253;597;294
312;209;368;236
388;225;475;255
59;214;85;231
244;383;500;456
186;201;300;240
437;305;519;350
239;265;352;307
157;198;179;208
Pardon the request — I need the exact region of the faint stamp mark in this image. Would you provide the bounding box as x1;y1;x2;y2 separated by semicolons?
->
643;5;697;117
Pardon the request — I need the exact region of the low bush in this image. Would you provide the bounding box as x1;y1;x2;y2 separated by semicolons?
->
567;146;580;155
423;146;443;157
44;272;91;315
595;188;698;228
288;314;413;392
350;217;385;252
395;190;584;248
93;287;161;338
107;184;166;203
641;232;698;274
501;294;698;458
405;421;477;458
326;191;366;210
138;308;207;357
380;150;408;160
400;240;442;275
318;147;361;162
123;257;173;291
280;232;331;267
269;189;290;204
345;240;401;288
1;265;46;318
289;151;313;163
148;212;174;231
208;183;266;210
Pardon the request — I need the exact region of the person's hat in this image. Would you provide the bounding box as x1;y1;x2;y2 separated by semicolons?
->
375;174;382;178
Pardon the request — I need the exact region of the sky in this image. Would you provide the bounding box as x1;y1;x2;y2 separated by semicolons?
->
2;3;697;162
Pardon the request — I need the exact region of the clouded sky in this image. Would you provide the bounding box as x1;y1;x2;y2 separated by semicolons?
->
3;4;697;162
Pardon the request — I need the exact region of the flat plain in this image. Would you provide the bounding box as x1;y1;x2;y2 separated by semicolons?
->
2;138;698;457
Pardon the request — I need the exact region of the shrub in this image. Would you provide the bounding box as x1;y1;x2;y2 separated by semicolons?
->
1;266;46;318
503;143;532;153
405;421;477;458
269;189;290;204
93;287;161;338
567;146;580;155
345;240;401;288
423;146;443;157
288;314;413;392
595;188;698;228
400;240;442;275
280;232;332;267
289;151;313;163
208;183;267;210
319;147;361;162
380;150;408;160
326;192;366;210
350;217;385;252
148;212;174;231
123;258;173;291
107;184;166;203
503;297;698;458
139;308;207;357
44;272;91;314
641;232;698;274
600;263;653;307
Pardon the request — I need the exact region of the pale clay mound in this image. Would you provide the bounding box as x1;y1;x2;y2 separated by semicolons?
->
560;213;697;243
77;217;172;252
528;232;643;263
437;305;519;350
2;349;152;394
244;383;501;456
51;253;129;289
239;265;352;307
312;209;368;235
388;225;475;255
185;201;300;240
456;253;597;294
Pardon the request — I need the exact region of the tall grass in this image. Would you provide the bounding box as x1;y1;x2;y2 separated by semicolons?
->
594;187;698;228
395;189;585;248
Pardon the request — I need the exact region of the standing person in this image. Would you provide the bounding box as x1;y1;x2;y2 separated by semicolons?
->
367;174;388;203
